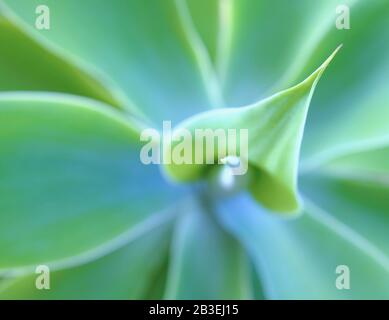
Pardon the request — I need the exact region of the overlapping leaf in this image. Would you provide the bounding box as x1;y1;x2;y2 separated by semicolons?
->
0;93;181;271
3;0;216;123
187;0;349;106
0;0;388;300
216;194;389;299
0;6;120;107
164;198;250;299
0;222;172;299
297;0;389;167
163;49;340;212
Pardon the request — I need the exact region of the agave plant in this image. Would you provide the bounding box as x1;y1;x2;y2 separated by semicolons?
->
0;0;388;299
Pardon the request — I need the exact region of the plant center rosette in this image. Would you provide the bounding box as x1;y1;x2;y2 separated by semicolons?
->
0;0;388;299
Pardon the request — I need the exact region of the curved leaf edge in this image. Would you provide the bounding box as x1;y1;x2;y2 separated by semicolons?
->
0;2;143;116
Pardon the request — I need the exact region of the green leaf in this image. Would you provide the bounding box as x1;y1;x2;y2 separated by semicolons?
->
4;0;216;123
163;48;340;212
299;144;389;264
164;198;250;299
0;221;172;299
216;194;389;299
0;93;181;271
300;171;389;258
298;0;389;167
215;0;342;107
0;6;121;108
315;145;389;179
185;0;219;65
1;0;388;300
247;260;266;300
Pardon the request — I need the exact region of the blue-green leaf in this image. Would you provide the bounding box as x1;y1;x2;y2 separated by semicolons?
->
216;194;389;299
163;49;339;212
0;93;181;271
0;7;120;107
165;198;250;299
298;0;389;167
0;221;172;299
4;0;216;123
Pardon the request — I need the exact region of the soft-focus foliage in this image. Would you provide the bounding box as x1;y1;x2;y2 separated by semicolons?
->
0;0;388;299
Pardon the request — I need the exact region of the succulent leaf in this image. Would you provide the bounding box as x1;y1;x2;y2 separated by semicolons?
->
0;6;120;107
0;222;172;299
0;0;388;299
163;47;340;212
164;198;251;299
0;93;181;271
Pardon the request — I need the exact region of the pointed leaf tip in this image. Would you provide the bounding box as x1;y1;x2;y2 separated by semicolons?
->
163;49;339;213
301;45;342;89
